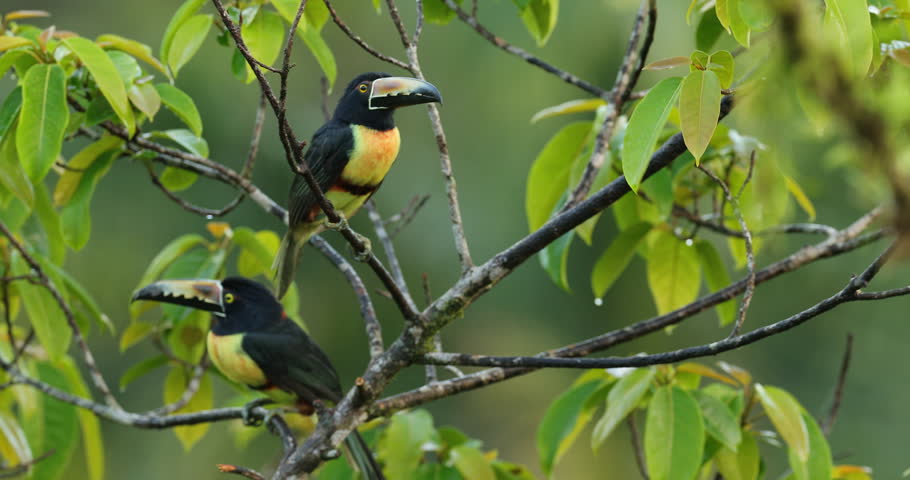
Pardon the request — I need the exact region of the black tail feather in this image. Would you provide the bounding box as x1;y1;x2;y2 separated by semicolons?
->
344;431;385;480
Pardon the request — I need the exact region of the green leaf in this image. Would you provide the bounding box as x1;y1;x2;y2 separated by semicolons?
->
167;14;213;77
154;83;203;136
824;0;874;77
164;368;213;450
493;461;536;480
692;390;741;451
17;64;68;182
755;384;809;462
107;50;143;85
85;94;116;127
378;410;439;479
301;25;337;90
240;10;284;83
695;240;736;326
62;37;135;135
716;431;759;480
726;0;751;47
167;309;208;363
128;82;162;120
696;9;725;52
530;98;607;123
519;0;560;46
708;50;735;89
592;367;656;450
235;228;279;278
0;51;29;80
644;56;692;71
160;0;209;67
716;0;731;33
539;230;573;292
29;362;79;480
158;167;198;192
639;168;673;222
60;151;116;250
0;413;31;468
120;321;154;351
526;122;592;231
151;128;209;157
646;230;702;315
0;85;22;139
622;76;683;192
98;33;169;78
537;374;611;476
11;254;70;360
54;135;122;206
0;123;34;208
0;37;32;52
644;386;705;480
59;358;104;480
42;259;114;333
739;1;773;31
451;444;496;480
591;222;651;299
788;412;832;480
423;0;464;25
784;175;816;220
679;69;721;163
34;181;65;264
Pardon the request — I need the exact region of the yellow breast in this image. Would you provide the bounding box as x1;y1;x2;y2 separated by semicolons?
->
207;333;267;388
344;125;401;185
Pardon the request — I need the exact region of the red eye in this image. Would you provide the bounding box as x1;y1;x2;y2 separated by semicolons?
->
358;83;368;93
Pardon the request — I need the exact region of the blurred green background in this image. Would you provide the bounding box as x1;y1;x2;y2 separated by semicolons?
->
2;0;908;478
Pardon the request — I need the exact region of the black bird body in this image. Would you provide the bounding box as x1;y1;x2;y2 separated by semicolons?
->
274;72;442;299
132;277;384;479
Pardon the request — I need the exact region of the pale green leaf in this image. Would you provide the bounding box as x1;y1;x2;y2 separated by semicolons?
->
128;82;162;120
788;412;832;480
695;240;736;326
28;362;78;480
526;122;593;231
54;136;123;206
0;37;32;52
692;390;741;451
0;122;34;208
378;410;439;479
646;231;702;315
59;358;104;480
591;222;651;299
42;259;114;333
240;10;284;83
727;0;751;47
784;175;816;220
60;151;116;250
166;14;213;77
644;386;705;480
234;227;279;278
423;0;464;25
519;0;560;46
120;321;154;351
644;56;691;71
159;167;198;192
696;9;725;52
537;374;610;476
62;37;135;135
451;444;496;480
824;0;874;77
0;85;22;138
531;98;607;124
150;128;208;157
164;368;213;450
539;230;573;292
716;431;759;480
160;0;208;66
679;69;721;163
98;33;170;78
708;50;735;89
17;64;68;182
301;25;337;89
592;367;656;449
622;76;683;192
11;254;70;360
755;384;809;462
154;83;203;136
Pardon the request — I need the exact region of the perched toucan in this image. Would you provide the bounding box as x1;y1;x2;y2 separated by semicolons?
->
274;72;442;299
131;277;384;480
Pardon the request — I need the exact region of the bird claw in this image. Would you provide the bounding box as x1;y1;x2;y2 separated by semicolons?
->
323;213;349;231
241;398;274;427
352;235;372;262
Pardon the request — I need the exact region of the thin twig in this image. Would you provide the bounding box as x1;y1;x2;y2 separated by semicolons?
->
443;0;607;97
628;414;648;480
385;194;430;238
151;361;207;416
0;450;55;479
422;273;438;383
698;165;755;337
323;0;409;69
242;93;268;179
144;162;245;217
366;201;416;312
822;334;853;436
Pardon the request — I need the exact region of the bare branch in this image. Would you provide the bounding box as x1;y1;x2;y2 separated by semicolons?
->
144;162;245;217
0;450;56;479
628;414;648;480
366;201;417;312
150;361;207;416
698;164;755;337
217;464;265;480
822;334;853;436
385;194;430;238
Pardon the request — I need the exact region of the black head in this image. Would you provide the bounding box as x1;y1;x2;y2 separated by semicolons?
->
332;72;442;131
131;277;285;335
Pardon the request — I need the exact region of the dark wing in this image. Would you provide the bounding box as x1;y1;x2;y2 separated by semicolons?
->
241;320;344;403
288;121;354;228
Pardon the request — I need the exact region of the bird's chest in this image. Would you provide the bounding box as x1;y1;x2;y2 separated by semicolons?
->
207;333;267;388
341;125;401;186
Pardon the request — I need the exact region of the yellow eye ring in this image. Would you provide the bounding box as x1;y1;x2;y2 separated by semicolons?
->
358;83;368;93
224;293;235;304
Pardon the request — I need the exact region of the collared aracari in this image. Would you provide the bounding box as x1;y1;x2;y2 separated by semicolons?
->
273;72;442;299
131;277;384;480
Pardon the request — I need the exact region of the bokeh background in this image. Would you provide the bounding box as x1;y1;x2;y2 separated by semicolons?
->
1;0;908;478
